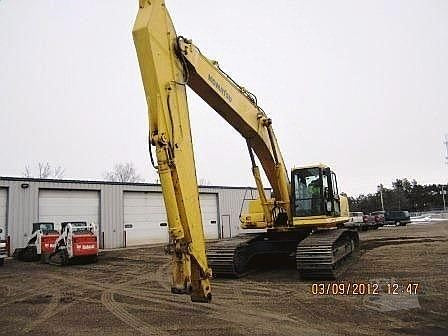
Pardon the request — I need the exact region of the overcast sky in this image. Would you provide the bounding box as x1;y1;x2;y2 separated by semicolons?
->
1;0;447;196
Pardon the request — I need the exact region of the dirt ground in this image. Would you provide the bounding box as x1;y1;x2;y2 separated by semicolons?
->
0;221;447;336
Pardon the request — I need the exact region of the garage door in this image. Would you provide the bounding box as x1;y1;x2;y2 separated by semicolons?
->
38;190;100;231
123;192;168;246
124;192;219;246
199;194;219;240
0;188;7;236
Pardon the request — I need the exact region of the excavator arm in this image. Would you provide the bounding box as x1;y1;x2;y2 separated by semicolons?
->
133;0;291;302
175;37;291;209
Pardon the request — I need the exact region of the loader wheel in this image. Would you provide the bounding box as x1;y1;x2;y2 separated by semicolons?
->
87;255;98;263
61;250;69;265
40;253;50;264
49;249;69;266
21;246;39;262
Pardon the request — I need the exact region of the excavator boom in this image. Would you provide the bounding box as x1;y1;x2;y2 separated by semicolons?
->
175;38;291;208
133;0;291;302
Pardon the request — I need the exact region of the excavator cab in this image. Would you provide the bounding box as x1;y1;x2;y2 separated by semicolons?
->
240;165;349;229
292;165;349;228
292;165;340;217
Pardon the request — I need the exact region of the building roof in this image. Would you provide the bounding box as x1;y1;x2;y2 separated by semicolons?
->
0;176;270;191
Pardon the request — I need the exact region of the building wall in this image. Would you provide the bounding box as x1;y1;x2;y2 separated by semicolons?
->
0;177;268;252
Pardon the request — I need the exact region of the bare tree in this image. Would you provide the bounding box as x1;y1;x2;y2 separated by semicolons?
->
53;166;65;179
22;165;32;178
38;162;51;178
104;162;144;183
23;162;65;179
199;178;212;186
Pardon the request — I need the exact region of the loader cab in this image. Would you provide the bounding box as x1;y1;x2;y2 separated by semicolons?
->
292;165;341;218
61;221;84;231
61;221;91;234
32;222;55;234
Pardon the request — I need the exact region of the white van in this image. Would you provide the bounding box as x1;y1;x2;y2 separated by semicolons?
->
344;212;364;229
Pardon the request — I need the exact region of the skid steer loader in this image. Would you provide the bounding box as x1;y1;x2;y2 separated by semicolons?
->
46;221;98;265
14;222;59;262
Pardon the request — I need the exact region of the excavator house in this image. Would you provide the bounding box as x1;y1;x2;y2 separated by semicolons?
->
133;0;359;302
209;164;358;280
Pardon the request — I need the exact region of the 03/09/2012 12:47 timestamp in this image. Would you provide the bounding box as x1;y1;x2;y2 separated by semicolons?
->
311;283;420;295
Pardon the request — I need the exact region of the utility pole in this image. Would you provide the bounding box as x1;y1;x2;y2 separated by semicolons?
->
444;134;448;164
442;185;447;212
378;184;384;211
444;135;448;211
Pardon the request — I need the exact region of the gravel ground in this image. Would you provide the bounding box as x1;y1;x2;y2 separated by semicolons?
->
0;221;447;336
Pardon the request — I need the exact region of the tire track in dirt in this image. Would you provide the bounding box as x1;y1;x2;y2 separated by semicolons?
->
0;284;14;297
47;262;321;335
205;301;315;335
0;285;52;308
44;270;173;335
4;268;328;336
22;287;76;333
46;271;216;316
101;291;169;336
78;296;173;313
96;267;173;336
98;265;186;336
150;263;322;336
154;262;170;291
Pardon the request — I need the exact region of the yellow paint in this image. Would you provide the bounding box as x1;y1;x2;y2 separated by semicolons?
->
133;0;211;302
133;0;350;303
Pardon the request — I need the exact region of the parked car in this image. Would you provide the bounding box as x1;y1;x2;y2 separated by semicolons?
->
384;210;411;226
350;212;364;223
370;211;385;227
345;211;364;229
345;212;377;230
362;213;378;230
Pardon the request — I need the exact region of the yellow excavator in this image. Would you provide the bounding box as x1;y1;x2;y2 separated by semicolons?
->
132;0;359;303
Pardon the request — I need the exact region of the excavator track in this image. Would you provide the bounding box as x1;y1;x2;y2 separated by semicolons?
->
207;232;305;278
296;229;359;279
207;229;359;279
207;234;259;277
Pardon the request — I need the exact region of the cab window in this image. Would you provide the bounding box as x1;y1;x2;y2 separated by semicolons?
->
293;168;322;216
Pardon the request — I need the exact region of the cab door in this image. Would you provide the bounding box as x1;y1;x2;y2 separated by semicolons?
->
323;168;341;216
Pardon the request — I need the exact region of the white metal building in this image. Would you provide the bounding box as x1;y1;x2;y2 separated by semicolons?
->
0;177;266;254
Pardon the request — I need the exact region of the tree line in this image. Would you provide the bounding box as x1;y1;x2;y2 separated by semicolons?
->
20;164;445;213
348;178;447;214
22;162;144;182
21;161;212;185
